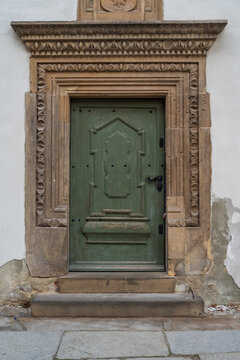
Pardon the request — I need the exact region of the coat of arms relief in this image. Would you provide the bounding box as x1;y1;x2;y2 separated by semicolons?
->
101;0;136;12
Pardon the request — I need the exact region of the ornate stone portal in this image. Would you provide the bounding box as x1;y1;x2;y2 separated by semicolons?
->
12;15;226;277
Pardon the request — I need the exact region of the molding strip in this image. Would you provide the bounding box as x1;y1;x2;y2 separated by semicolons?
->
11;21;227;57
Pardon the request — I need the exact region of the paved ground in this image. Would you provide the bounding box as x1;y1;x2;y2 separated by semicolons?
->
1;316;240;360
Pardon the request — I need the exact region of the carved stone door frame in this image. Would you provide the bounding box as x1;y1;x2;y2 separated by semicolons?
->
12;21;227;277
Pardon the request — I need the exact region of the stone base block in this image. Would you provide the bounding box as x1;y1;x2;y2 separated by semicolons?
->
58;272;176;293
31;292;204;317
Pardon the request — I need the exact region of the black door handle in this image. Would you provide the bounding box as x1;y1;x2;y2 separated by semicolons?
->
146;175;163;192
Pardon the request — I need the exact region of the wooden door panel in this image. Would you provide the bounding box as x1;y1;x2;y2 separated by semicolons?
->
70;99;165;271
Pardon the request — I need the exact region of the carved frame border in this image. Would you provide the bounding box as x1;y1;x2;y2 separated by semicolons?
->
36;62;199;229
23;55;214;277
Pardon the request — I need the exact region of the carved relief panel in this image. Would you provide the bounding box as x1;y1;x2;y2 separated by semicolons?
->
101;0;136;12
77;0;163;20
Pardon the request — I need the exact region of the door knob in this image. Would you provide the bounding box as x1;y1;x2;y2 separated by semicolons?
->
146;175;163;192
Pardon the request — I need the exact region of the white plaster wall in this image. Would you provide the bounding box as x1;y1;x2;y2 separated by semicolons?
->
165;0;240;207
225;199;240;288
164;0;240;288
0;0;77;266
1;0;240;287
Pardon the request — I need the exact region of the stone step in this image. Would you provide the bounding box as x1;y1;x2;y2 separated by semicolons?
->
58;272;176;293
31;292;204;317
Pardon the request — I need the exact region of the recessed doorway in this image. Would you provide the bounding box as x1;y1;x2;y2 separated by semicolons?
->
70;98;165;271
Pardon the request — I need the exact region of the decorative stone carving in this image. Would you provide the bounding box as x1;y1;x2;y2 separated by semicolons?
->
11;21;227;57
12;19;227;276
76;0;161;21
101;0;136;12
35;61;200;228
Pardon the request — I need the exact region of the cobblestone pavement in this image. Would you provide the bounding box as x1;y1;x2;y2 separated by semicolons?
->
1;316;240;360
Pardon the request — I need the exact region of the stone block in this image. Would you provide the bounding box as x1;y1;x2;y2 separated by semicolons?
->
58;272;175;293
0;317;23;331
125;358;186;360
168;228;185;260
20;317;164;331
166;330;240;355
31;292;204;317
169;317;240;331
200;354;240;360
0;331;62;360
56;331;169;359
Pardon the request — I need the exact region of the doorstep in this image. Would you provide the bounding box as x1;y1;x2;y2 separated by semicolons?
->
31;292;204;317
58;272;176;293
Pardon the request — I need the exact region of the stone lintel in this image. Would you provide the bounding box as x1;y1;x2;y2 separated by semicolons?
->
11;20;227;57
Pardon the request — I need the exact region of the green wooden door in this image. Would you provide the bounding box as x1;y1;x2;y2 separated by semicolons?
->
70;99;165;271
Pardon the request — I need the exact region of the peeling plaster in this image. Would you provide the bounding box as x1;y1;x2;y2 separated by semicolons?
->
224;199;240;288
199;197;240;305
0;259;56;306
177;197;240;306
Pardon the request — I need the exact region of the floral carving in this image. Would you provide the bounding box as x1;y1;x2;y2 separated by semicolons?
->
101;0;136;12
23;39;214;57
36;62;199;227
11;21;227;57
111;0;127;9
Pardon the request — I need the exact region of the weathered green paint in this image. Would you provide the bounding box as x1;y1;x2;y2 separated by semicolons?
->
70;99;165;271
